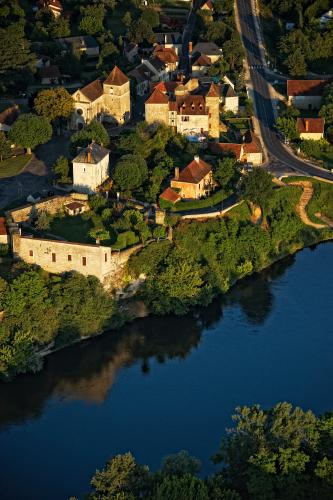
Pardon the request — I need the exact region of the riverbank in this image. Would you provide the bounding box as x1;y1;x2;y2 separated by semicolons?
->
1;179;333;380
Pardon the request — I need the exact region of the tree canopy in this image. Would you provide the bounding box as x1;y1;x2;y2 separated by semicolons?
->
9;113;52;153
34;87;74;124
113;154;148;194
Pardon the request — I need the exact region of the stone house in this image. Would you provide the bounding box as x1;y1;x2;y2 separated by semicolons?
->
70;66;131;129
297;118;325;140
170;156;213;199
287;80;329;110
210;142;244;161
57;36;99;59
153;45;179;75
159;187;181;205
39;65;61;85
242;130;263;165
155;32;183;55
220;84;239;114
191;54;212;77
145;81;220;139
191;42;222;64
129;64;155;97
65;201;87;216
73;142;110;194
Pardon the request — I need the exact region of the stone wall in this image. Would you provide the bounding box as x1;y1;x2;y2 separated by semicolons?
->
12;233;143;289
7;195;89;224
145;102;169;125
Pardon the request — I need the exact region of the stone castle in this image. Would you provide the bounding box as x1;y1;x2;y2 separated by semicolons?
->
71;66;131;130
145;79;221;139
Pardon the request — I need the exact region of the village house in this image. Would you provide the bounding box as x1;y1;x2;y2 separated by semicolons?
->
70;66;131;129
297;118;325;140
72;142;110;194
145;80;220;139
155;32;183;55
159;187;181;205
129;64;155;97
191;54;212;77
191;42;223;64
166;156;214;200
287;80;329;110
65;201;87;216
57;36;99;59
220;84;239;113
153;45;179;74
210;130;263;165
36;0;63;17
39;65;61;85
124;42;139;63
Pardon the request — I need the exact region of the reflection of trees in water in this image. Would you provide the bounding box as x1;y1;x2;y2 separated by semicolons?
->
0;254;295;430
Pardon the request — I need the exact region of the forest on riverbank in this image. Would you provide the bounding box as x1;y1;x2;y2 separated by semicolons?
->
76;402;333;500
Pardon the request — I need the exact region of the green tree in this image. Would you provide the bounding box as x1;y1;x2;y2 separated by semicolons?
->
285;47;307;76
34;87;74;125
122;11;132;27
222;33;244;70
214;157;239;192
53;155;69;182
97;31;118;68
9;114;52;154
113;154;148;194
50;17;70;38
0;130;11;161
127;18;156;44
70;121;109;154
154;474;209;500
161;450;201;477
35;210;51;231
276;116;299;141
141;8;159;28
90;452;150;499
0;23;36;75
240;168;274;216
79;5;105;35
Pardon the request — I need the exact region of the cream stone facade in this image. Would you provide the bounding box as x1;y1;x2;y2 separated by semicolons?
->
71;66;131;130
170;157;213;199
145;81;220;139
12;233;143;288
72;143;110;194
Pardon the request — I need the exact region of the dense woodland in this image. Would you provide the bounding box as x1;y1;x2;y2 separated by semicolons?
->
77;402;333;499
260;0;333;75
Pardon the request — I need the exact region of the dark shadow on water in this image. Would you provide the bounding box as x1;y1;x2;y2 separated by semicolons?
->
0;254;296;430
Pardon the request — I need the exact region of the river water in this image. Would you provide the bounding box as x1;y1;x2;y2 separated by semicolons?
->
0;243;332;500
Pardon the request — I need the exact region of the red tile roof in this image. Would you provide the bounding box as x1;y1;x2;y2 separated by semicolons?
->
192;54;212;67
159;187;181;203
146;88;169;104
0;217;7;236
178;95;207;115
104;66;129;86
206;82;220;97
78;78;104;101
297;117;325;134
210;142;243;159
153;45;179;64
243;130;262;154
287;80;328;97
176;157;212;184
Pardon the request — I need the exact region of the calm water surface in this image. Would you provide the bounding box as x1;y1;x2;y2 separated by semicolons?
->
0;243;333;500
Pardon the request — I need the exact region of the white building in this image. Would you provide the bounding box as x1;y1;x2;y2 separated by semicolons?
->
73;142;110;194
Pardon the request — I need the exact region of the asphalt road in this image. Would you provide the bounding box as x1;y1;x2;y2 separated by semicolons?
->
236;0;333;181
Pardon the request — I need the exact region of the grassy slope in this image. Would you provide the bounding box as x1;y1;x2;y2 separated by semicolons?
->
0;154;31;179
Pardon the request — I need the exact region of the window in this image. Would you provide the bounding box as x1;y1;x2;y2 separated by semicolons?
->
82;257;87;266
77;108;83;115
105;253;107;262
68;255;72;262
52;253;56;262
109;87;114;95
29;250;33;257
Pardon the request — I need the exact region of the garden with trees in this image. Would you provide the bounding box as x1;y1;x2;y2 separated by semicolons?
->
260;0;333;76
74;402;333;499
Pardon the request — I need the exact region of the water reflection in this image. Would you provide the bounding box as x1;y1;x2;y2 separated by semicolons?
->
0;254;295;429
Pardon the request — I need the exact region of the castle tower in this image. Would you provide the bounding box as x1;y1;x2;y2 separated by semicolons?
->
72;142;110;194
145;88;170;126
205;83;220;140
102;66;131;124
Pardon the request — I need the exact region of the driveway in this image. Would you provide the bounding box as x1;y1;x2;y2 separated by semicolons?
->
0;133;70;210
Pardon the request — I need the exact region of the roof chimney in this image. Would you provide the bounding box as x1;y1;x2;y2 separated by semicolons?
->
87;146;92;163
194;155;200;163
175;166;179;179
189;41;193;54
305;119;309;132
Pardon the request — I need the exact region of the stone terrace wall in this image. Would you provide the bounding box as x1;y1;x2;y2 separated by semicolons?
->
7;194;89;223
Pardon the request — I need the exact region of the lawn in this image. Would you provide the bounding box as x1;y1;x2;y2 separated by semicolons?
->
284;176;333;223
0;154;32;179
49;215;94;243
172;189;229;212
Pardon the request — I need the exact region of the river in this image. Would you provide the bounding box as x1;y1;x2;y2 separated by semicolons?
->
0;243;332;500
